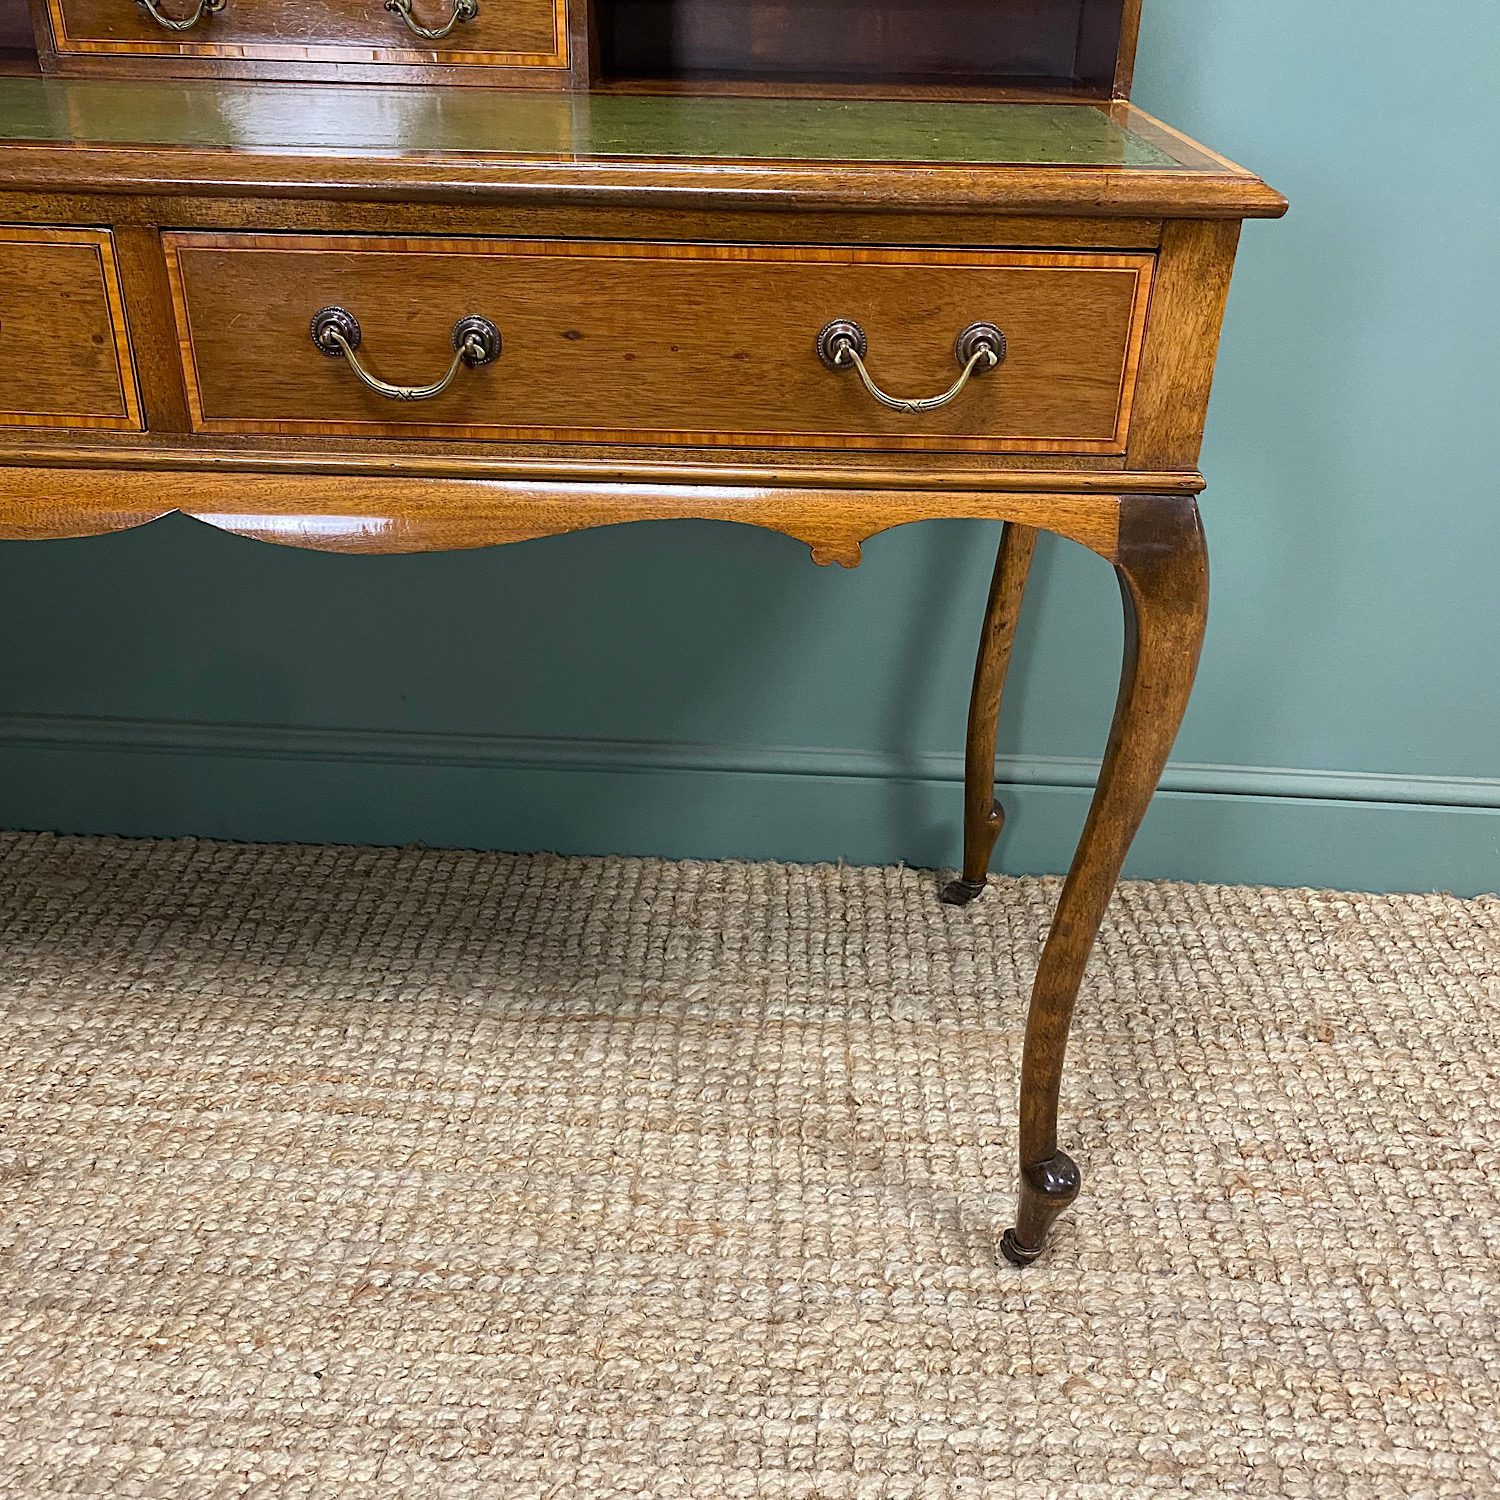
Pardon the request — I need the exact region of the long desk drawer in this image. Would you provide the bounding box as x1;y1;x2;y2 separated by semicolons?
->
163;233;1155;454
46;0;567;69
0;227;141;431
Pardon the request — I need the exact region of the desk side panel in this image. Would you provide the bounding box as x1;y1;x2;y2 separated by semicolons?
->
1126;219;1242;470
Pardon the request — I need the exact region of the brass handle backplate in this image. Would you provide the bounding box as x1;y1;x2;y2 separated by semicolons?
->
383;0;478;40
310;307;501;402
135;0;224;30
817;319;1006;414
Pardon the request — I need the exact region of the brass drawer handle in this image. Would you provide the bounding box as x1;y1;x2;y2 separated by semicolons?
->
135;0;224;30
383;0;478;40
310;307;501;402
817;319;1006;414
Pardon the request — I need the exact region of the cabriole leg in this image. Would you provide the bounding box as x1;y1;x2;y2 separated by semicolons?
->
1000;496;1209;1266
941;521;1038;906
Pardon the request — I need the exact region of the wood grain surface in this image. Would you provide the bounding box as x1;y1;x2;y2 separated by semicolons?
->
46;0;567;68
163;233;1154;452
597;0;1135;98
1127;219;1243;470
0;463;1127;565
0;224;140;428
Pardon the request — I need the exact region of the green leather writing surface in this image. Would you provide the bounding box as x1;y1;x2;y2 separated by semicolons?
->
0;77;1205;169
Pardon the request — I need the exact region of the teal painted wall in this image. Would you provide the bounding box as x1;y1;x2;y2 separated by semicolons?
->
1;0;1496;894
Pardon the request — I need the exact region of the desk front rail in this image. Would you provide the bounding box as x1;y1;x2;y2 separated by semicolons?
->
0;201;1239;565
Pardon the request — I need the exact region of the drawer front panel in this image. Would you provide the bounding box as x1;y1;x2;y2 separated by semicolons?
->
47;0;567;67
164;234;1154;453
0;227;141;431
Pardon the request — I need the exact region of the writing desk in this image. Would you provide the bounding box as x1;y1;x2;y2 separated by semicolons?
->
0;76;1284;1262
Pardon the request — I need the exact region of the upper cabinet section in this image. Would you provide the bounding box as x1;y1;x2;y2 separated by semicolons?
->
34;0;571;81
593;0;1141;98
27;0;1141;96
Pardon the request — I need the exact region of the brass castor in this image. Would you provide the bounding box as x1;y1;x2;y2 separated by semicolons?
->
1000;1151;1081;1266
940;876;988;906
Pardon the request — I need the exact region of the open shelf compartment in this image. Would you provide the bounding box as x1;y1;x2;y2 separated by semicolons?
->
594;0;1138;98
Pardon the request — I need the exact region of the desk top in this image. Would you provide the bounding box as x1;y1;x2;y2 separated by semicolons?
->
0;79;1195;167
0;78;1285;218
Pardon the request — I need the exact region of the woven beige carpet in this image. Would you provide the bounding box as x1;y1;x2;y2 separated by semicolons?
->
0;832;1495;1498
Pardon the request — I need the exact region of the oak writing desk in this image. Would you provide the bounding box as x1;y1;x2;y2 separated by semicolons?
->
0;0;1284;1263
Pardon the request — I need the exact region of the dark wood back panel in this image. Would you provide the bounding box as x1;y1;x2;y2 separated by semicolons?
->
595;0;1136;96
2;0;37;53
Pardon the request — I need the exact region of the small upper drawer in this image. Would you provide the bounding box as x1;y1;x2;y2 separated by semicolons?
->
45;0;568;68
0;227;141;432
163;233;1155;454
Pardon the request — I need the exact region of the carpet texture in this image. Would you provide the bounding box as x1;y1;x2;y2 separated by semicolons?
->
0;831;1495;1498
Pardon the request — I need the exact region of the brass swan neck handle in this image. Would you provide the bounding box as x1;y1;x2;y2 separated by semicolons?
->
383;0;479;41
310;308;501;402
135;0;225;31
817;319;1006;414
